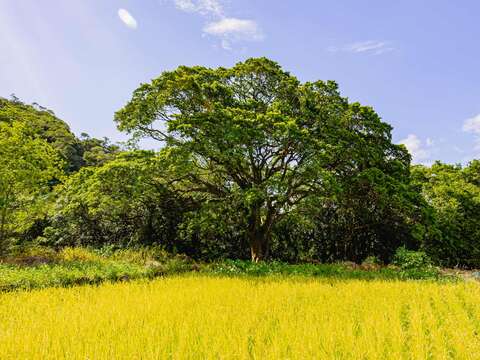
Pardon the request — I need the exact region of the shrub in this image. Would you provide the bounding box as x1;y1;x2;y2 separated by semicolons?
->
392;247;438;279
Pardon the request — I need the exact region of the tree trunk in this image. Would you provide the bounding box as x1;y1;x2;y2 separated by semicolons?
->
247;205;272;262
249;231;270;262
0;206;7;256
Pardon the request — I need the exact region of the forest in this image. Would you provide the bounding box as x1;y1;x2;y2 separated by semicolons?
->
1;58;479;268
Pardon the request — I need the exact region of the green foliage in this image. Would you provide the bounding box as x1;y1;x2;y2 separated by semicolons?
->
79;133;119;167
0;97;120;172
0;97;83;172
1;61;478;269
191;259;448;281
59;247;103;262
392;247;438;279
115;57;414;261
100;245;171;264
412;161;480;267
0;246;194;292
45;151;189;249
271;166;431;264
0;261;147;292
0;246;455;292
0;121;63;253
362;256;382;267
176;197;249;260
0;98;123;252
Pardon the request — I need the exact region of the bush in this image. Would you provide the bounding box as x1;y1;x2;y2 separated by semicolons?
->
392;247;438;279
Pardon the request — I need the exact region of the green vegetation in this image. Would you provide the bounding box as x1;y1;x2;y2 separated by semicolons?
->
115;57;418;262
43;151;186;248
0;97;119;172
0;247;454;292
0;58;479;278
412;162;480;267
0;121;63;252
0;260;147;292
392;246;439;279
0;247;191;292
203;259;445;281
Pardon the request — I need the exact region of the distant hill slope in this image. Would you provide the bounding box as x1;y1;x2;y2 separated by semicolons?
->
0;97;118;171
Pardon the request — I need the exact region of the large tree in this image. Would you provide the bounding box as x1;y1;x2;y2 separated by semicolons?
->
115;58;409;261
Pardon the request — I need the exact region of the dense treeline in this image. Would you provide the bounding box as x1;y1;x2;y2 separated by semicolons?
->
1;58;479;266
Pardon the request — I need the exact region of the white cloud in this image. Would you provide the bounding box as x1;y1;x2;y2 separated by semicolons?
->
329;40;395;55
118;8;137;29
399;134;432;164
203;17;263;47
463;114;480;150
170;0;263;50
174;0;224;17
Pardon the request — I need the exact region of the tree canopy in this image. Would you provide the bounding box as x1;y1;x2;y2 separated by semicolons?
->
115;58;411;261
45;151;187;249
0;59;478;267
0;121;63;253
412;161;480;267
0;97;120;172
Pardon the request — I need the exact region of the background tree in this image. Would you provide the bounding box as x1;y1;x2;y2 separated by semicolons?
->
45;151;188;249
412;161;480;268
0;97;83;172
0;97;120;172
0;121;63;253
115;57;411;261
271;167;433;263
78;133;120;167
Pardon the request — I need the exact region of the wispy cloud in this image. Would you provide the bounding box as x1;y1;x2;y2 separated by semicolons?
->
118;8;137;30
399;134;434;164
171;0;263;50
174;0;224;17
329;40;395;55
463;114;480;153
203;18;263;49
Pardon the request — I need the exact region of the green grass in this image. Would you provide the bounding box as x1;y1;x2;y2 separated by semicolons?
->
202;259;447;281
0;247;456;293
0;260;149;292
0;246;193;292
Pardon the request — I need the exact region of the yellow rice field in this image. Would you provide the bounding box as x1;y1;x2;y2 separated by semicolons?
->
0;276;479;359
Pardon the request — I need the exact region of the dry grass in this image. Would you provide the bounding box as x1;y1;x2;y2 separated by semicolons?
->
0;276;479;359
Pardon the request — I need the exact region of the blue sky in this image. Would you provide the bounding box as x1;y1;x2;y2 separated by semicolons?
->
1;0;480;164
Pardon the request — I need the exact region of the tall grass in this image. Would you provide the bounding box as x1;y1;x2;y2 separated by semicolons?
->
0;247;193;292
1;246;451;293
0;276;478;359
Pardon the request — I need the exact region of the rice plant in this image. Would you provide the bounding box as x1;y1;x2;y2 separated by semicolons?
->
0;276;478;359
